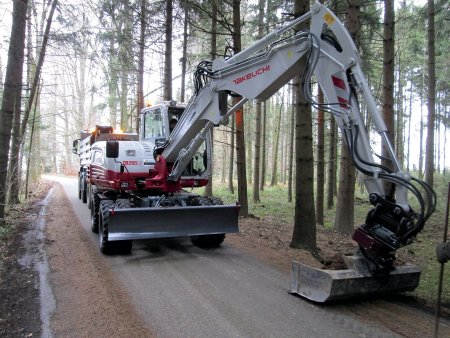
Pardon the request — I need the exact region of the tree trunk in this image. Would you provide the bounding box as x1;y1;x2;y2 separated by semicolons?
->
8;0;56;203
395;53;404;169
253;98;262;202
260;102;267;191
108;56;118;127
136;0;146;134
228;116;235;194
20;0;57;139
381;0;396;196
316;88;325;225
270;98;283;186
204;2;217;197
334;144;356;234
406;76;413;171
235;98;249;217
180;1;189;103
326;115;336;209
163;0;173;101
419;100;424;178
424;0;435;187
231;0;248;217
253;0;266;203
290;0;316;251
333;0;360;234
0;0;28;220
288;81;295;203
120;70;128;130
221;128;227;183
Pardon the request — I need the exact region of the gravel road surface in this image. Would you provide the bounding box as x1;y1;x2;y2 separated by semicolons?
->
44;175;425;337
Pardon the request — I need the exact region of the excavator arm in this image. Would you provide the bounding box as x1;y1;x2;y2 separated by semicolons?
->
156;2;435;272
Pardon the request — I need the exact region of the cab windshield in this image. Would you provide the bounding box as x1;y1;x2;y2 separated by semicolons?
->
144;108;165;139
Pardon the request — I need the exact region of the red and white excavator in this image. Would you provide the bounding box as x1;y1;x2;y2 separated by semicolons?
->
73;2;435;302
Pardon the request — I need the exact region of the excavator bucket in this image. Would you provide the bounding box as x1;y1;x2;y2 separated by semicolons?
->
106;204;240;241
289;254;421;303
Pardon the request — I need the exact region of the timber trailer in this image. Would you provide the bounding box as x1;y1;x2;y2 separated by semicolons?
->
73;2;436;302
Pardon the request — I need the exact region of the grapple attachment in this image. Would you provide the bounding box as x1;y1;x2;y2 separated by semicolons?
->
106;204;240;241
289;254;421;303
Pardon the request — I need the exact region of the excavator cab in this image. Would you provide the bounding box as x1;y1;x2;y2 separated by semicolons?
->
140;101;212;181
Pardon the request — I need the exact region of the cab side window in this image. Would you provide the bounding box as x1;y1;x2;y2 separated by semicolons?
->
92;150;103;165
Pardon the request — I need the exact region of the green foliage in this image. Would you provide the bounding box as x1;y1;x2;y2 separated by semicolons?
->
213;183;295;222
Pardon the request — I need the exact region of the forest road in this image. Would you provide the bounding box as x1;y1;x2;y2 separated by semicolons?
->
43;175;434;338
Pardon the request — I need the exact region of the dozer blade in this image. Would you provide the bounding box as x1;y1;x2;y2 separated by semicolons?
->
289;255;421;303
106;204;240;241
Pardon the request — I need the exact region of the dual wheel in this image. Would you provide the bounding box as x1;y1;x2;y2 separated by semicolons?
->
89;189;132;255
78;173;87;203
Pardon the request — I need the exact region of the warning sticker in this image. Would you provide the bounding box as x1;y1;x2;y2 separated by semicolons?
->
324;12;335;26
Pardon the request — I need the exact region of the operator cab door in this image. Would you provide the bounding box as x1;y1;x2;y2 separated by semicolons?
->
141;105;184;139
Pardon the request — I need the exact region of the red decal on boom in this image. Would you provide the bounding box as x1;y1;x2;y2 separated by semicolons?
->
337;96;348;108
331;75;346;90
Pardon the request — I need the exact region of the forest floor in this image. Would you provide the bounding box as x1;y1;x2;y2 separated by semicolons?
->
0;179;449;337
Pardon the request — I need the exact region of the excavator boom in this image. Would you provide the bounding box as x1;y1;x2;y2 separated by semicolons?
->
153;2;435;302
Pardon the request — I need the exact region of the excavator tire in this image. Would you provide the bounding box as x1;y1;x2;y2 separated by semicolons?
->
87;184;91;209
190;196;226;248
82;188;87;203
99;200;115;254
208;197;224;205
191;234;225;248
78;175;82;200
98;199;133;255
90;188;101;233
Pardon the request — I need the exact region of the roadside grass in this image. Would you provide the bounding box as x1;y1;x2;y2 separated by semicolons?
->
208;173;450;305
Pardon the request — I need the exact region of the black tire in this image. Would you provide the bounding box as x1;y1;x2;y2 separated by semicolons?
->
190;196;225;248
99;200;133;255
87;184;91;209
82;180;87;203
117;240;133;254
90;189;101;233
208;196;224;205
191;234;225;248
78;175;82;200
99;200;115;254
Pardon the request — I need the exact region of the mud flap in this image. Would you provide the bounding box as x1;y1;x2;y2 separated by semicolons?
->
289;255;421;303
106;204;240;241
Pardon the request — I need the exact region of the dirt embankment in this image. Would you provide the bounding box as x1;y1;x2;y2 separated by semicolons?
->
0;182;153;337
0;185;46;337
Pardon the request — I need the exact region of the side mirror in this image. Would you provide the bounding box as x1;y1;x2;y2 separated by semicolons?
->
72;139;80;155
106;140;119;158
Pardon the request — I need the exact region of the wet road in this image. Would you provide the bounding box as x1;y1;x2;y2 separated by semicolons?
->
48;175;400;338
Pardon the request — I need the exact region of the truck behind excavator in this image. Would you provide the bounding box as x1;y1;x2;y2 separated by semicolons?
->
73;2;436;302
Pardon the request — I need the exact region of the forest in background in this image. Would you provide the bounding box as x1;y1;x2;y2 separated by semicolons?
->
0;0;449;250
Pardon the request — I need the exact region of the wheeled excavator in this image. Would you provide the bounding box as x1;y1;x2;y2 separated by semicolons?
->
73;2;436;302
